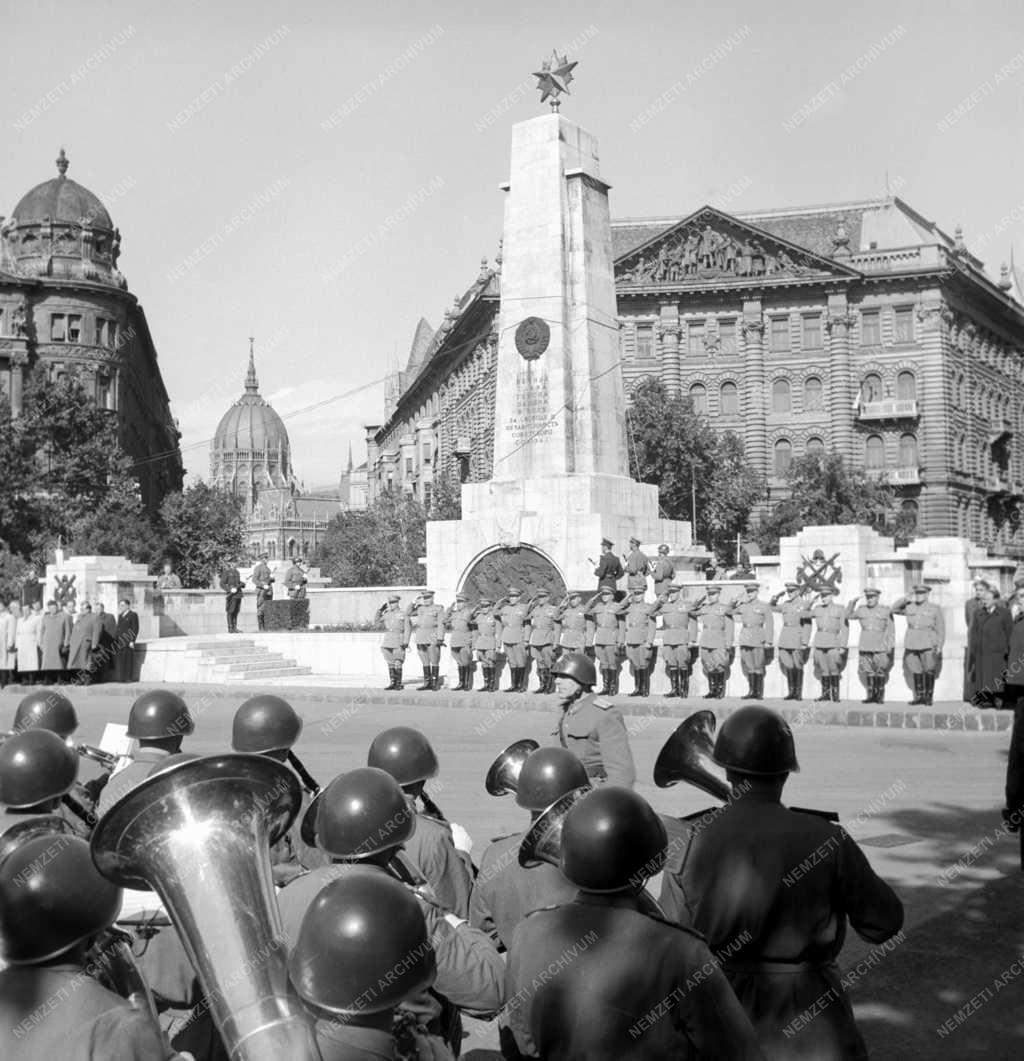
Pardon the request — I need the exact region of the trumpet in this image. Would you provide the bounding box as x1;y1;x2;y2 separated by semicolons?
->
75;743;119;769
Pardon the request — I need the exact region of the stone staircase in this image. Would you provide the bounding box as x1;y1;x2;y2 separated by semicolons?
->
182;639;312;682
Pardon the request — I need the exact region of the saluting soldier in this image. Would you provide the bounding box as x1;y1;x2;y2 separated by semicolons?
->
655;583;696;698
445;591;476;692
586;585;624;695
527;588;561;694
651;543;676;598
409;589;446;692
622;587;656;697
770;581;812;701
624;535;650;595
550;652;636;788
556;591;590;659
593;537;623;594
499;587;532;693
731;581;775;701
892;584;945;706
472;598;502;692
811;586;849;703
847;588;895;704
376;593;410;690
696;584;735;699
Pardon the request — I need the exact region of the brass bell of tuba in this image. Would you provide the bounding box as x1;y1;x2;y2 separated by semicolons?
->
0;814;73;865
518;785;591;868
484;738;541;797
90;753;323;1061
652;710;732;802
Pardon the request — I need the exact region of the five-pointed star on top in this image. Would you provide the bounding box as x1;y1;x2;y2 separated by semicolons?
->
533;50;578;106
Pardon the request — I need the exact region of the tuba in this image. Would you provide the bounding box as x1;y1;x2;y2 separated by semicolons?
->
0;814;73;865
91;754;322;1061
299;790;321;847
519;786;591;869
653;710;732;802
484;738;540;797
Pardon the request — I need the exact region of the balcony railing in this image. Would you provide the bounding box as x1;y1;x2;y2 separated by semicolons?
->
865;466;921;485
857;398;918;421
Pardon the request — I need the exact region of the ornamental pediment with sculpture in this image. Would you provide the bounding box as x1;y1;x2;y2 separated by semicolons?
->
615;207;857;287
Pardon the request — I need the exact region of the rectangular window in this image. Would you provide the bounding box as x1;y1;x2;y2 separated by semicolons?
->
860;310;881;346
67;315;82;342
893;306;914;344
769;317;789;352
51;314;66;341
421;442;432;463
96;318;117;348
636;325;654;359
719;320;737;356
688;321;705;356
405;457;414;476
423;482;432;509
802;314;822;349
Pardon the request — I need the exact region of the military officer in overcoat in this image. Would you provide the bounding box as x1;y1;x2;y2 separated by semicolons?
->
651;543;675;598
696;584;735;699
770;581;812;701
654;583;695;698
526;589;561;694
731;581;774;700
550;652;636;787
846;588;895;704
891;584;946;706
499;587;532;692
811;586;849;703
624;535;650;595
472;598;502;692
445;592;476;692
410;589;446;692
621;588;656;697
586;586;624;695
376;593;409;690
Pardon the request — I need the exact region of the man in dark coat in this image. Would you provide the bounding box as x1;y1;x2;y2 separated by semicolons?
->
965;583;1013;707
1001;576;1024;832
67;602;99;684
114;597;139;682
92;602;117;682
221;560;243;632
964;579;989;700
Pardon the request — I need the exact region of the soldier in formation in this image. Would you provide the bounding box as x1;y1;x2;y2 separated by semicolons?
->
376;593;409;689
499;587;532;693
526;588;561;694
556;591;589;659
624;535;650;595
472;597;502;692
621;587;656;697
651;543;675;597
892;583;945;706
592;537;623;593
846;588;895;704
811;585;849;703
770;581;811;701
731;581;774;701
587;585;624;695
445;591;476;691
696;584;734;699
409;589;446;691
654;582;696;697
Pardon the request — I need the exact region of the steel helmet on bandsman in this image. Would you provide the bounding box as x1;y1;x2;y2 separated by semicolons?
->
712;705;800;776
551;652;597;689
288;866;435;1015
231;695;302;753
12;690;78;738
367;726;438;786
0;729;78;809
127;690;194;740
0;835;121;964
316;767;416;858
516;747;590;811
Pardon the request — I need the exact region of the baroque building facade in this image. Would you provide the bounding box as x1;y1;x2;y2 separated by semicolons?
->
211;349;338;560
0;149;182;508
366;196;1024;558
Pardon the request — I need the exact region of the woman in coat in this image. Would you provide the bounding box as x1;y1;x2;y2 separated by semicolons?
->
965;584;1013;706
15;602;43;683
0;602;18;687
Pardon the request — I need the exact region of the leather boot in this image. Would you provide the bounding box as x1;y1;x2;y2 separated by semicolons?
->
909;674;922;705
417;668;432;691
385;667;396;690
453;666;465;692
875;678;886;706
547;670;557;694
815;679;830;702
793;671;804;702
680;671;690;698
430;666;440;691
703;674;716;699
638;669;648;697
519;667;530;693
782;672;793;701
629;670;643;697
830;675;841;702
922;674;934;706
533;670;548;694
664;669;677;697
506;667;519;692
611;671;620;696
755;674;764;700
861;677;874;704
599;669;610;695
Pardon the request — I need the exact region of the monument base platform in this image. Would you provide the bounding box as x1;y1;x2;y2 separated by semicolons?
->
427;473;706;600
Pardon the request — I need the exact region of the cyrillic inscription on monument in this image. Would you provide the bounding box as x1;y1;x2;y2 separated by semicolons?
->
504;372;554;450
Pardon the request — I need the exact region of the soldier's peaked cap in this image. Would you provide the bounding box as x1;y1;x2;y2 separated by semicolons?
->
745;581;760;590
785;581;800;589
507;586;522;595
629;536;641;545
388;594;401;603
421;589;435;597
913;584;931;593
819;585;836;595
600;586;614;595
863;587;881;596
535;588;549;596
601;538;613;548
706;585;721;594
455;592;469;601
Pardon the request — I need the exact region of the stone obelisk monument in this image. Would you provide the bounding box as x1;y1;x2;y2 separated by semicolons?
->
427;54;695;599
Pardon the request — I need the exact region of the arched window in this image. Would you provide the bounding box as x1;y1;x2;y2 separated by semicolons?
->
689;382;708;415
268;541;276;560
772;378;791;413
896;371;916;401
861;373;882;403
720;381;739;416
806;436;825;456
288;538;297;558
803;376;823;411
899;432;918;467
899;499;919;538
865;434;885;469
773;439;792;476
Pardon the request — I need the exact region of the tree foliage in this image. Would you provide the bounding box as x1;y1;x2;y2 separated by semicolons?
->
159;482;246;588
315;491;427;586
627;378;765;557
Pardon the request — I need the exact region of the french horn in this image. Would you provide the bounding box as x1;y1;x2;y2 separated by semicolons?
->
485;738;540;796
91;753;322;1061
652;710;732;802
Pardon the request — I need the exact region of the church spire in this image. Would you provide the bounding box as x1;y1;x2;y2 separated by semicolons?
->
347;442;354;472
245;337;259;394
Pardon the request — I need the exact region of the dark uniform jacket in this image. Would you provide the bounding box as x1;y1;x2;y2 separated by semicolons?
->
557;693;636;788
505;893;764;1060
402;811;473;919
659;794;904;1060
594;553;623;590
965;603;1014;700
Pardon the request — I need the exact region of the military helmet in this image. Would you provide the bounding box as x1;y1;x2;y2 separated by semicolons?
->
12;690;78;738
367;727;438;786
127;690;194;740
316;768;416;858
0;835;121;964
288;866;435;1015
712;705;799;776
550;652;597;689
0;729;78;809
516;747;590;811
560;787;667;892
232;695;302;753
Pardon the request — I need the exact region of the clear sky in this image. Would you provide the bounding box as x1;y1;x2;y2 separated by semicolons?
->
4;0;1022;489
